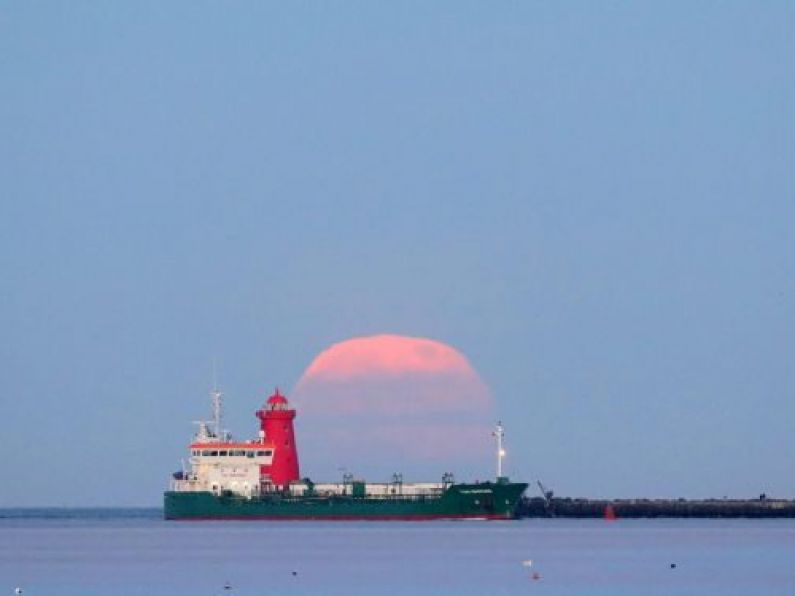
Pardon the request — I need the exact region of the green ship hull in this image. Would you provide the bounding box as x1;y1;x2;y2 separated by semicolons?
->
164;481;527;521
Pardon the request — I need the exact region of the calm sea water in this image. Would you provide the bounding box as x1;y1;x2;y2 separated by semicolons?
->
1;509;794;595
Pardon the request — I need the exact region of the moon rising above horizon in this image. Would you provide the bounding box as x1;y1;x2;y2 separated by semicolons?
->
291;334;495;479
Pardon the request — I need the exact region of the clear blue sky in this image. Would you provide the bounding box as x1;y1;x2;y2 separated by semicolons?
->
2;2;793;506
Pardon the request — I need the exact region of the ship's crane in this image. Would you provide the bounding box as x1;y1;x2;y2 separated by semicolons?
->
537;480;554;503
536;480;555;516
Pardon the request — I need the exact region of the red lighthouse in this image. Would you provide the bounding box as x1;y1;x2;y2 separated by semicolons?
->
256;388;300;486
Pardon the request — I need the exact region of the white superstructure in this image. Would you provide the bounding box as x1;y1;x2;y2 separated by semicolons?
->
172;441;275;497
171;385;277;497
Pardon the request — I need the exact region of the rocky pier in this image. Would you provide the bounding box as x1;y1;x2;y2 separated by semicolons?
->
519;496;795;518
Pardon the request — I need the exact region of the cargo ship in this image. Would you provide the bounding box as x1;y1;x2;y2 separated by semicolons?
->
164;386;527;520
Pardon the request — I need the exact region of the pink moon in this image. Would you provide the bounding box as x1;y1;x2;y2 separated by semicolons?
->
291;334;495;480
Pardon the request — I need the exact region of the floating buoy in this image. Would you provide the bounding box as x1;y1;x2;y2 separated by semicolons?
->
291;570;298;576
15;589;23;595
522;559;533;568
670;563;677;569
223;582;232;590
532;572;541;581
603;504;617;521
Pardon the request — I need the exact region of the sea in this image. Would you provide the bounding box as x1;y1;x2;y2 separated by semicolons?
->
1;509;794;595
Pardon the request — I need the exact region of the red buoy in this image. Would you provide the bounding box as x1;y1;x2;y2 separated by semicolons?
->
603;503;617;521
256;388;300;486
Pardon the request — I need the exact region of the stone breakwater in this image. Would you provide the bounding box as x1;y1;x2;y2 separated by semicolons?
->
519;497;795;518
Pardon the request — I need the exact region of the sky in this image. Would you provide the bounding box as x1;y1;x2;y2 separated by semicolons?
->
1;2;793;506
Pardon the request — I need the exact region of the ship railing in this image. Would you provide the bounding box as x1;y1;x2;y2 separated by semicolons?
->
295;482;446;498
261;491;446;503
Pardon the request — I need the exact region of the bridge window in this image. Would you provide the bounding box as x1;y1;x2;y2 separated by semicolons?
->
210;451;218;456
246;451;255;458
219;450;228;456
202;450;210;456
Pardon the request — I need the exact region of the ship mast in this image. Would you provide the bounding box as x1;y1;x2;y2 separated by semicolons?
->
211;386;223;439
210;359;223;440
492;421;506;479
